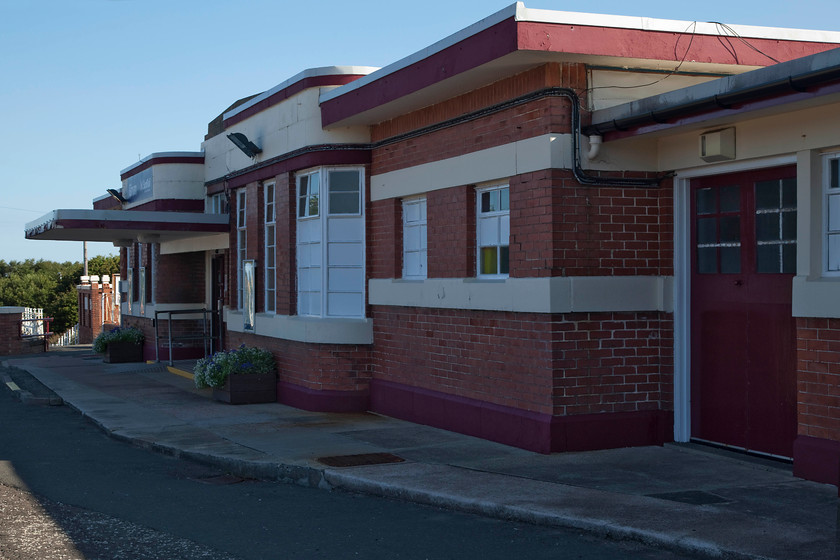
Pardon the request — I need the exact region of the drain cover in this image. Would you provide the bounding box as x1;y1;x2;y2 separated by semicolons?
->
317;452;405;467
646;490;730;505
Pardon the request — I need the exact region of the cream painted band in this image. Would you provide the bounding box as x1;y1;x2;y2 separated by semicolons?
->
369;276;674;313
792;276;840;318
370;134;573;201
160;233;229;255
225;310;374;345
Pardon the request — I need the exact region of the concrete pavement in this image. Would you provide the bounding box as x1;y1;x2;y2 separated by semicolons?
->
2;347;838;560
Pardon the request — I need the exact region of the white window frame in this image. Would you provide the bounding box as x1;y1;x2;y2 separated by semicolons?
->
264;182;276;314
824;152;840;275
125;246;133;314
402;197;427;280
296;167;365;318
236;189;247;308
209;192;229;214
476;184;510;279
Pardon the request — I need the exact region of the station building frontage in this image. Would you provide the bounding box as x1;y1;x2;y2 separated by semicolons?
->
25;4;840;490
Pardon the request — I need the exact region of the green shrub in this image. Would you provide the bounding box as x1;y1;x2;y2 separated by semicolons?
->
92;326;144;354
194;345;276;389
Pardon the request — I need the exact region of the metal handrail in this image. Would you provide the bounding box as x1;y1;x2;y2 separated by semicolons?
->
153;308;215;366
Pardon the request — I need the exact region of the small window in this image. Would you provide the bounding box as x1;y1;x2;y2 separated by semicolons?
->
403;197;427;280
209;193;228;214
477;185;510;278
825;154;840;274
264;183;276;314
298;172;320;218
328;170;361;215
237;190;247;308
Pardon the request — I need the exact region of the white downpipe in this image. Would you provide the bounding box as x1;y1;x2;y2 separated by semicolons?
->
586;135;602;160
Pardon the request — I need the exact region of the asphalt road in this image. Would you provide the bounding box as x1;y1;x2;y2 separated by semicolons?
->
0;365;705;560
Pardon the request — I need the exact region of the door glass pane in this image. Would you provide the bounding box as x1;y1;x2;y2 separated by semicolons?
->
720;216;740;243
698;247;717;274
755;180;780;211
720;185;740;213
756;213;780;242
783;244;797;274
696;188;715;214
831;159;839;190
757;245;779;273
782;179;796;207
782;211;796;241
697;218;717;244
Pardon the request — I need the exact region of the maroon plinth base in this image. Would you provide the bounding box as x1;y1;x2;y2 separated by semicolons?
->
793;435;840;493
277;380;369;413
369;379;672;454
103;342;144;363
213;373;277;405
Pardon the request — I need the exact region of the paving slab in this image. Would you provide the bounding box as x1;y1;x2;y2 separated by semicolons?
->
3;349;839;560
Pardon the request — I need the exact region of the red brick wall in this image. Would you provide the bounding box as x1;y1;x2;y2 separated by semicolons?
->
275;173;295;316
227;331;371;393
370;174;672;281
372;63;585;143
156;251;205;304
371;306;673;417
0;311;47;355
511;171;673;278
427;186;476;278
796;317;840;443
369;197;401;279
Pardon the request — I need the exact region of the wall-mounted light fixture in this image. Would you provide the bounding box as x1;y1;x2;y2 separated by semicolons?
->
107;188;128;204
227;132;262;158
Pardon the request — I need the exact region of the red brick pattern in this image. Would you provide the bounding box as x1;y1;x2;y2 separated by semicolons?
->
426;186;475;278
372;306;673;416
156;251;205;304
227;331;371;393
796;317;840;443
372;63;585;142
0;312;47;356
511;171;673;277
369;198;401;279
372;96;574;176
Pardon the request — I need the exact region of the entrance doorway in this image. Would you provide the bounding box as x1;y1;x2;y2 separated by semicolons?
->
211;254;226;353
690;165;797;458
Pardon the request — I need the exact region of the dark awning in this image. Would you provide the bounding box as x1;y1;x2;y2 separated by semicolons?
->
25;209;229;245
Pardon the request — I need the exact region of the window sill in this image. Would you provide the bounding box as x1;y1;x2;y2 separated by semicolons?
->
225;310;373;344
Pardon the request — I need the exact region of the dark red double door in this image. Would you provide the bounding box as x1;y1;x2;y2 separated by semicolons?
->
690;165;797;458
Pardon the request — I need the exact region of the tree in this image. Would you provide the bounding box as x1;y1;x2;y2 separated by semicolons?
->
0;257;118;334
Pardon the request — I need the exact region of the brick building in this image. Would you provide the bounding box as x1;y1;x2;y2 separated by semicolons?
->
77;275;120;344
24;5;840;489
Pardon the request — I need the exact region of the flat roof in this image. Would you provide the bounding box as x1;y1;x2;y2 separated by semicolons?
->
25;209;228;244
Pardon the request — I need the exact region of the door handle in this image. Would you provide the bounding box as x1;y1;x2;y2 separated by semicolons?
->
734;279;743;286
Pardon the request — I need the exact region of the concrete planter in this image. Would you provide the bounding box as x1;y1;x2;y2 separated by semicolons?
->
103;341;144;363
213;372;277;405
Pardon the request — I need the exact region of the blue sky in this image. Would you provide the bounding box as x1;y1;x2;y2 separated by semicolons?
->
1;0;838;263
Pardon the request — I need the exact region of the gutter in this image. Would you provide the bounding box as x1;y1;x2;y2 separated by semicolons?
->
585;48;840;136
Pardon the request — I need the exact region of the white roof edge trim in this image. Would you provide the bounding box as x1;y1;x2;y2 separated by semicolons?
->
320;3;520;104
24;209;229;231
517;7;840;42
120;151;205;175
322;1;840;106
224;65;381;121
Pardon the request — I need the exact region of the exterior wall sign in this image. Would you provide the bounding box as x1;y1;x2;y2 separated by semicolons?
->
125;168;153;203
